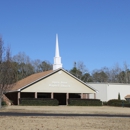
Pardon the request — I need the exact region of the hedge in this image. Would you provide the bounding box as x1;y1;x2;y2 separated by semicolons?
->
68;99;102;106
2;101;7;106
107;99;130;107
102;102;107;106
19;98;59;106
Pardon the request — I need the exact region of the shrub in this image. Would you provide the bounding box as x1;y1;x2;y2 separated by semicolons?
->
19;98;59;106
68;99;102;106
2;101;7;106
118;93;121;100
124;103;130;107
107;99;129;107
103;102;107;106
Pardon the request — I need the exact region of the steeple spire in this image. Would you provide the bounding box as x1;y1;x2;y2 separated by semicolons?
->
53;34;62;70
55;34;60;57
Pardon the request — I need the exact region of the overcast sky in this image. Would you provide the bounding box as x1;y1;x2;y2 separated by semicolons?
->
0;0;130;72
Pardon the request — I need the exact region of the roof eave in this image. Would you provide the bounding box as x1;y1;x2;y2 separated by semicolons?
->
5;90;20;93
11;68;97;93
61;68;97;92
19;70;56;91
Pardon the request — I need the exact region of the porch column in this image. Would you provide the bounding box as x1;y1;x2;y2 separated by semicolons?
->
66;93;69;105
87;94;90;99
51;92;54;99
94;93;96;99
83;94;87;99
81;93;83;99
17;92;20;105
35;92;37;98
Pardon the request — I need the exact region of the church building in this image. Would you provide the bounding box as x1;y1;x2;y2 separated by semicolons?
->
5;34;97;105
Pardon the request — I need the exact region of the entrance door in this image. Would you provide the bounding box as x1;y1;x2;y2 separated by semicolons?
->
54;93;66;105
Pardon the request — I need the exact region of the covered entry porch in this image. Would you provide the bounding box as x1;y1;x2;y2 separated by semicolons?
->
16;92;96;105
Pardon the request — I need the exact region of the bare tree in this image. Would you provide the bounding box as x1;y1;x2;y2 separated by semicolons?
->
32;59;42;73
0;38;17;108
12;52;53;80
123;62;130;83
12;52;34;80
92;69;108;82
107;64;122;83
0;37;4;64
13;52;30;64
77;61;87;75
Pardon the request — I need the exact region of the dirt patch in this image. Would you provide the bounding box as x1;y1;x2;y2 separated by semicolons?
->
0;106;130;130
0;116;130;130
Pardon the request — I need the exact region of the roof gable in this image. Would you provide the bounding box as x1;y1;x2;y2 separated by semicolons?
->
21;69;96;93
9;68;96;93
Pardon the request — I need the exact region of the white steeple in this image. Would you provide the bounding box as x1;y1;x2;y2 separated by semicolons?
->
53;34;62;70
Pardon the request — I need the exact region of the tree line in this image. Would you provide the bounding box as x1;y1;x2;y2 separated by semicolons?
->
0;50;53;82
70;61;130;83
1;36;130;84
12;52;52;81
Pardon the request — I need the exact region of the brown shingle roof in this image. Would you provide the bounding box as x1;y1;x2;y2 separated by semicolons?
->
125;95;130;98
10;70;53;92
